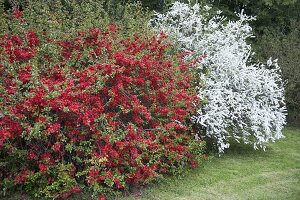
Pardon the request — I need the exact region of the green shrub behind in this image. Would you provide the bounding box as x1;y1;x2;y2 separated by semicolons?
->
253;22;300;124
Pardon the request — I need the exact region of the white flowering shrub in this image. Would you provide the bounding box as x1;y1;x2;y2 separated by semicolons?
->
151;2;286;153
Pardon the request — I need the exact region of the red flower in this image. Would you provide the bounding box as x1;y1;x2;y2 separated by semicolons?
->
71;186;81;194
26;31;39;47
18;66;32;83
97;175;105;181
114;178;123;189
47;123;60;134
12;9;24;19
52;143;61;152
14;170;30;185
27;151;38;160
41;152;51;161
39;163;48;173
10;35;23;45
88;169;99;178
191;160;197;168
13;48;34;61
0;129;11;141
106;171;113;179
98;195;106;200
109;23;116;33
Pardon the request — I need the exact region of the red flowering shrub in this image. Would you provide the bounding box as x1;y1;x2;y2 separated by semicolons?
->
0;9;204;199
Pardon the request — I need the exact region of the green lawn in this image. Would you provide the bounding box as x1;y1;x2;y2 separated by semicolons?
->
122;126;300;200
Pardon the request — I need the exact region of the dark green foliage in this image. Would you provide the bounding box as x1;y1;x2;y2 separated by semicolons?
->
210;0;300;33
209;0;300;122
253;23;300;124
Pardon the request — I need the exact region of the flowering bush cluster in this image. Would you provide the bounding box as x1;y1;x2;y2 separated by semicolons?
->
0;9;205;199
152;2;286;153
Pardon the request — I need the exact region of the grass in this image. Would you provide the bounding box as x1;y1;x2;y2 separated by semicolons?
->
121;126;300;200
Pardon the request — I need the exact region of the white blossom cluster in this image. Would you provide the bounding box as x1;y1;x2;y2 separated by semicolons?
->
151;2;286;153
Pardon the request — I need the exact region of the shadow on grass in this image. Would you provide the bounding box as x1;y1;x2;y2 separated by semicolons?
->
223;141;270;157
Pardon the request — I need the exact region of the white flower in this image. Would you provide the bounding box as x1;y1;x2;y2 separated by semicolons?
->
152;1;286;153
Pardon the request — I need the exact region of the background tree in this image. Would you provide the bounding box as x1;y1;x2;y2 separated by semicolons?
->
209;0;300;124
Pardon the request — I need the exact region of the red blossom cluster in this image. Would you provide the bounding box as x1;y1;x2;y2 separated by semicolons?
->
0;19;204;198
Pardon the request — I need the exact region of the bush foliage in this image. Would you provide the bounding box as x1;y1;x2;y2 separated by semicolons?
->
0;2;204;199
253;23;300;124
